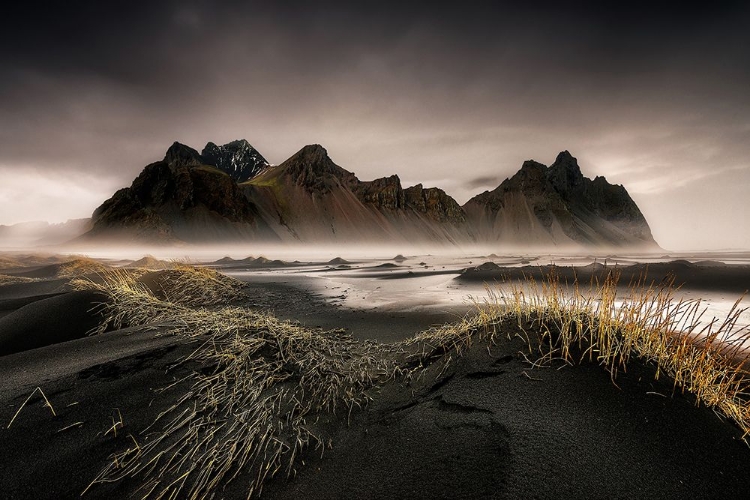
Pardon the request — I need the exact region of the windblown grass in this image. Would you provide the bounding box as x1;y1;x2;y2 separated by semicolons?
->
0;274;38;286
0;256;105;285
57;256;110;278
478;269;750;439
154;263;245;307
0;256;23;270
78;266;401;499
78;264;750;498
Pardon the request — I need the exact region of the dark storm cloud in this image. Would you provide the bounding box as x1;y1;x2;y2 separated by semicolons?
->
1;1;749;249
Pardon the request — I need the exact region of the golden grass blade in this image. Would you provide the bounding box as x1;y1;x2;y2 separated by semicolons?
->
7;386;57;429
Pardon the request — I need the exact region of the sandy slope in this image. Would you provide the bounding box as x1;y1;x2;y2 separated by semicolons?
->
0;263;749;499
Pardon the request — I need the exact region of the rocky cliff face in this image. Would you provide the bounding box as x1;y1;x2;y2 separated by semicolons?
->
201;140;269;182
404;184;466;223
273;144;358;194
243;145;470;244
163;141;203;168
354;175;405;210
547;152;653;242
463;151;656;248
352;176;466;223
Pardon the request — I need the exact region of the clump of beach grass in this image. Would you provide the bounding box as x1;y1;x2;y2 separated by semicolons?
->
71;264;244;334
0;274;39;286
78;266;402;499
57;256;110;278
474;269;750;439
153;263;245;307
0;255;107;286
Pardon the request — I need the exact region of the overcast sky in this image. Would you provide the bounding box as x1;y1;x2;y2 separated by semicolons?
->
1;1;749;250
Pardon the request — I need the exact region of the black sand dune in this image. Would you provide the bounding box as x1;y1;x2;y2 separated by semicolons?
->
0;293;66;318
260;335;750;499
5;262;71;279
0;335;194;500
1;316;749;499
125;255;172;269
0;290;109;356
328;257;350;265
0;278;70;301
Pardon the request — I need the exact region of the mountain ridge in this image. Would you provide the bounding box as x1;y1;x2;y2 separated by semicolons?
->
77;141;658;249
463;151;655;248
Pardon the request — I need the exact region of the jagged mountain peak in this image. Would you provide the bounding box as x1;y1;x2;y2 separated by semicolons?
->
204;138;253;153
548;150;584;192
520;159;547;171
276;144;357;193
499;160;549;194
226;138;250;148
164;142;203;168
284;144;331;165
517;160;548;177
552;150;577;165
463;151;657;249
201;139;269;182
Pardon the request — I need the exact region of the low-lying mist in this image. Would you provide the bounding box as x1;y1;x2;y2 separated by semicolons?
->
3;240;683;264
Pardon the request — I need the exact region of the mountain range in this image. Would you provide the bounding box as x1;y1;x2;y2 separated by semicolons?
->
69;140;657;249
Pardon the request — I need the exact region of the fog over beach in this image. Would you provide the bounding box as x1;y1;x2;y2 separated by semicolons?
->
1;2;750;500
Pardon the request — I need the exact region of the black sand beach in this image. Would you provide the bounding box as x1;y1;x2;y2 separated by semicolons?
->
457;259;750;295
1;257;749;499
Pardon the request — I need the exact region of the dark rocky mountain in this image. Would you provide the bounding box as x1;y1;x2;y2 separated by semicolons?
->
272;144;358;194
201;139;269;182
463;151;656;248
241;145;469;244
164;141;204;168
77;142;658;249
81;143;277;243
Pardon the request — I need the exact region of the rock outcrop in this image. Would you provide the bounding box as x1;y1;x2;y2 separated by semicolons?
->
201;140;269;182
463;151;656;248
404;184;466;223
355;175;405;210
164;141;204;168
274;144;358;194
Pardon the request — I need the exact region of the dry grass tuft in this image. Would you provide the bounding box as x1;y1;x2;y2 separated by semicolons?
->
0;274;39;286
0;255;23;270
57;257;110;278
78;266;401;499
153;263;245;307
477;269;750;440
